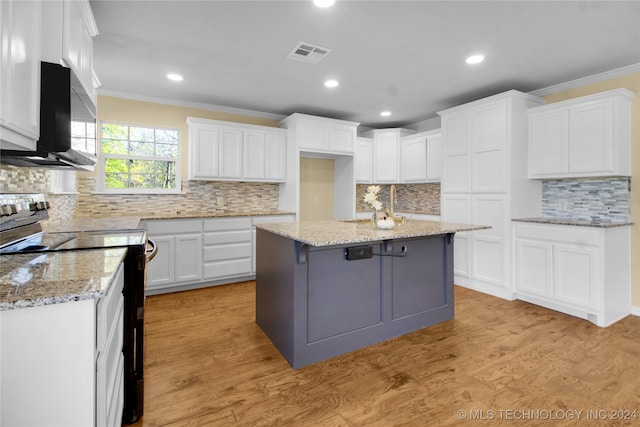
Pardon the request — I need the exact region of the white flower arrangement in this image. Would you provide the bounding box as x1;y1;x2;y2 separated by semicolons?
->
363;185;383;211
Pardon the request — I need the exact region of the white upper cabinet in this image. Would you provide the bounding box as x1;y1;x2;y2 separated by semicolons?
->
62;0;98;107
373;130;402;183
0;0;41;151
441;98;511;193
244;129;287;181
426;132;442;182
400;129;442;183
281;113;358;155
400;134;427;183
355;129;441;184
187;117;287;182
355;137;373;183
528;89;634;179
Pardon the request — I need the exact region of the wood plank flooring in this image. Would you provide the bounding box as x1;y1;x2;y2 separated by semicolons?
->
130;282;640;426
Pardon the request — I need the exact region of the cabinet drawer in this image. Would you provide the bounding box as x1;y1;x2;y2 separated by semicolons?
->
204;217;251;231
203;258;252;278
146;219;202;235
203;242;251;262
514;223;599;246
203;230;251;245
97;264;124;351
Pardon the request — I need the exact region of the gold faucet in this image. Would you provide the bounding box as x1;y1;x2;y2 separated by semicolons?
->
390;184;397;218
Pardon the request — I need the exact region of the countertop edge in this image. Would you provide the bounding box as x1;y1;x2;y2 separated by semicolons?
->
512;218;634;228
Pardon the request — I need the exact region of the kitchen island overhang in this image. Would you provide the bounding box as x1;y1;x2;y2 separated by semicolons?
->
255;220;488;369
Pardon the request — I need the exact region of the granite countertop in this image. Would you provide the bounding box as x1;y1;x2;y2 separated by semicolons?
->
513;217;634;228
0;248;127;310
255;219;488;247
42;210;295;233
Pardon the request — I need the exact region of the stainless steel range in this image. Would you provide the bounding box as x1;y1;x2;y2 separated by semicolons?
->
0;193;156;424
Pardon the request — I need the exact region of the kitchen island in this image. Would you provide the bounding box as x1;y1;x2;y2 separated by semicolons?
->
255;219;487;368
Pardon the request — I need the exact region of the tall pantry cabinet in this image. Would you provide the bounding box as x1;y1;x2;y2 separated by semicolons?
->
439;90;544;300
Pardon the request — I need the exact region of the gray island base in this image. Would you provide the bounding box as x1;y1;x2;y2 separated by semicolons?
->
255;220;487;369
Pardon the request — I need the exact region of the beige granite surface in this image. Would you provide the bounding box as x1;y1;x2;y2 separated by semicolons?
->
42;210;295;233
255;219;489;247
513;218;634;228
0;248;127;310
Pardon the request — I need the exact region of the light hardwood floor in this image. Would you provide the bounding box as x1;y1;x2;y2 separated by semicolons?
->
131;282;640;426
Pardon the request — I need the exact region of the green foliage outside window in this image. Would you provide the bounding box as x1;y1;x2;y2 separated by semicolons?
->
101;123;179;191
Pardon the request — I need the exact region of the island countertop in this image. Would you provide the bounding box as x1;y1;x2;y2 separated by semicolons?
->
0;248;127;310
254;219;488;247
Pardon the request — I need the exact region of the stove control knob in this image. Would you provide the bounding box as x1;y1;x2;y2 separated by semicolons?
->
1;204;17;216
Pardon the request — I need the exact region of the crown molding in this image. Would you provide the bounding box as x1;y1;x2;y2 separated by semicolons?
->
530;63;640;96
96;89;286;121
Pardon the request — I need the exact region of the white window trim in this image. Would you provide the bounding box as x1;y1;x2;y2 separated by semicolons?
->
98;120;182;194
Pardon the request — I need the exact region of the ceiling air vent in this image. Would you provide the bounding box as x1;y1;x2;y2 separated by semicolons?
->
287;42;332;64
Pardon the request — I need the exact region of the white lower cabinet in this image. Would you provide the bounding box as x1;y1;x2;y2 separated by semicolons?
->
144;219;203;293
203;217;252;280
513;222;630;327
442;194;513;299
0;263;124;427
144;214;295;294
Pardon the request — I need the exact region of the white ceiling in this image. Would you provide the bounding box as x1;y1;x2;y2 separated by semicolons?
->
89;0;640;128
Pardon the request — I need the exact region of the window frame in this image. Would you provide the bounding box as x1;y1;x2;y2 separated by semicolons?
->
98;120;182;194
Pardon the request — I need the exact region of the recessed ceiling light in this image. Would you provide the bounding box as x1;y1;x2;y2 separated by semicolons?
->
313;0;335;7
380;111;391;117
167;73;183;81
324;79;339;88
465;54;485;65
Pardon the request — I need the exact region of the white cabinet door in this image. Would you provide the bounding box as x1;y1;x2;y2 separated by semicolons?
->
62;0;98;106
297;118;355;154
174;233;203;283
146;235;174;289
264;131;287;181
426;133;442;182
514;239;553;298
298;120;329;151
471;195;508;287
355;138;373;183
329;125;355;152
244;130;266;179
219;126;243;178
568;101;613;174
441;113;471;192
189;124;219;179
472;100;508;192
553;244;597;309
0;0;41;150
528;109;569;177
441;195;471;277
373;132;399;183
401;136;427;183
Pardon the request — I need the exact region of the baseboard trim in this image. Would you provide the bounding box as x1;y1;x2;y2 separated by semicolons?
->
631;305;640;317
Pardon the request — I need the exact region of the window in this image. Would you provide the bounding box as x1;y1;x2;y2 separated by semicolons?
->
71;120;97;156
100;122;181;193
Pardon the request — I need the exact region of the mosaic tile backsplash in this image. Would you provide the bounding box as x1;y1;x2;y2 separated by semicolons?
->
542;177;631;223
0;165;281;222
356;183;441;215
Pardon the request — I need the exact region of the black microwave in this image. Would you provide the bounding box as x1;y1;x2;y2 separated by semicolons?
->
1;62;97;170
